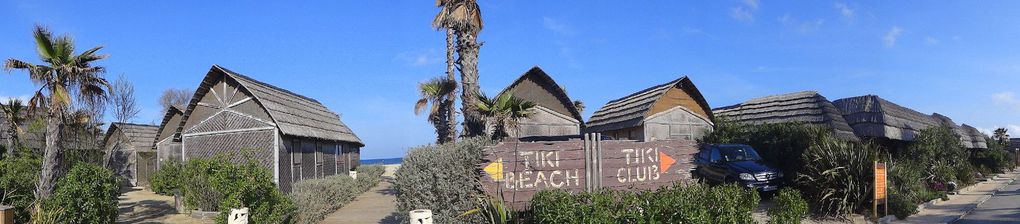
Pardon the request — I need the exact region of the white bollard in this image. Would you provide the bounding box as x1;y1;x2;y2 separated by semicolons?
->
349;170;358;179
409;209;433;224
227;207;249;224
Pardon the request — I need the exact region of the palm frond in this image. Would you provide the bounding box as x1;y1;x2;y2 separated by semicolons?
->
32;25;57;61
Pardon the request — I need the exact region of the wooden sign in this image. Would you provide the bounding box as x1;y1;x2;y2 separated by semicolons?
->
873;161;888;218
479;134;698;209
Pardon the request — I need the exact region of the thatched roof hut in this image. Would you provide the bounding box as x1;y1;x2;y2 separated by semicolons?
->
960;124;989;149
175;65;363;192
587;76;714;141
103;122;159;186
832;95;941;141
496;66;584;138
153;105;184;167
713;91;859;141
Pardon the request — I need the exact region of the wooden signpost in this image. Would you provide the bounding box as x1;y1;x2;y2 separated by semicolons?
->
873;161;888;219
479;133;698;209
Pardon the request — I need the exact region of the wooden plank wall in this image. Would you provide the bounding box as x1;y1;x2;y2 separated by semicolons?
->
479;136;698;209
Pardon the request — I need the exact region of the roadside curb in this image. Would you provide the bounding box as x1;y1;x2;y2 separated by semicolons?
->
949;171;1018;223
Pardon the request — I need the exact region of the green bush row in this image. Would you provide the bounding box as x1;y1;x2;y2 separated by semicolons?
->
0;150;40;223
394;137;493;223
149;156;296;224
288;165;385;224
529;184;760;224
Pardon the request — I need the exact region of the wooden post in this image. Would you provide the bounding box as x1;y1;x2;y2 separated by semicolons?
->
0;205;12;224
873;160;878;219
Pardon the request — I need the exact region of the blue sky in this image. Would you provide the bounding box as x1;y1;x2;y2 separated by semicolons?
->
2;1;1019;159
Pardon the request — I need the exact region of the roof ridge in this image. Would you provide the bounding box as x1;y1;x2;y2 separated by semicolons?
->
214;65;324;105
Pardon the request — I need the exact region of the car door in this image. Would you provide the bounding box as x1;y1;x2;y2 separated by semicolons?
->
704;148;727;183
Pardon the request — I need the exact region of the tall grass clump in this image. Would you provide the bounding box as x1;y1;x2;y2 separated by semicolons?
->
797;137;877;217
289;165;385;224
394;137;494;223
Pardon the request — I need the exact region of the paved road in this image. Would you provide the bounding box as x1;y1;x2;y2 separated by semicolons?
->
956;179;1020;224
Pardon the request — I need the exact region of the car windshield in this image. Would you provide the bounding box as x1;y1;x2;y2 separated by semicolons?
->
718;146;762;162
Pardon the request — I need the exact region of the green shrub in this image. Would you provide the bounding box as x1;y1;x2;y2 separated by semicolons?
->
0;152;40;223
797;137;877;217
289;165;385;224
395;137;493;223
768;188;808;224
212;162;295;224
902;127;970;183
702;118;828;185
528;184;759;224
149;160;183;195
182;157;230;211
888;193;917;220
45;163;120;224
971;149;1012;175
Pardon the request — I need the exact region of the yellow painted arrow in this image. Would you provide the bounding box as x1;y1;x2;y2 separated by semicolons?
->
484;158;504;181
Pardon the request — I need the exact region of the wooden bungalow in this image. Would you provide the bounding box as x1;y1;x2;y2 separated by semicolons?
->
712;91;860;141
102;122;159;187
586;76;714;141
175;65;364;192
960;124;989;149
495;66;585;138
153;105;184;168
832;95;942;142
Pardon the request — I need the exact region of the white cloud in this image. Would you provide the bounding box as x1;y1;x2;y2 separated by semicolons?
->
542;17;575;36
978;125;1020;138
834;2;854;19
730;0;760;23
395;49;441;66
925;36;939;45
883;26;903;47
992;91;1020;111
778;14;824;34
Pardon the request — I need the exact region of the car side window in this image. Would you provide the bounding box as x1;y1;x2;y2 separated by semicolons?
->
709;148;721;163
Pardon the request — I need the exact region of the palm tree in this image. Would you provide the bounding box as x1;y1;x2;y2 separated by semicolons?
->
433;0;460;142
4;25;110;199
1;99;25;157
994;128;1010;146
573;100;585;114
477;93;535;140
415;77;458;144
434;0;485;137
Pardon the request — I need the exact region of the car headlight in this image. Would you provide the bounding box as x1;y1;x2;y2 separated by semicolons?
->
739;173;756;181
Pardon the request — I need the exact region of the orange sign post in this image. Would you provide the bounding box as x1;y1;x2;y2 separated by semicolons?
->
873;161;888;219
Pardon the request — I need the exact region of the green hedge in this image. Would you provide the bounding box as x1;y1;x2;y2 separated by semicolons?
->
0;152;40;223
768;188;808;224
45;163;121;224
529;184;760;224
394;137;493;223
702;119;828;186
149;160;183;195
289;165;385;224
148;156;296;224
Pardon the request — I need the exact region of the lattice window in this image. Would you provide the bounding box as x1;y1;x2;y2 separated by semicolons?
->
315;142;324;178
292;139;302;182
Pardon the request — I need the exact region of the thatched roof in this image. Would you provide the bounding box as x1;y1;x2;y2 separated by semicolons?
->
1010;138;1020;150
587;76;713;132
104;123;159;151
960;124;989;149
833;95;941;141
152;105;184;146
930;113;978;149
713;91;859;141
497;66;584;123
181;65;363;146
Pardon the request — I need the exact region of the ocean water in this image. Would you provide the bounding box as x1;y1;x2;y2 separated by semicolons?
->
361;157;402;165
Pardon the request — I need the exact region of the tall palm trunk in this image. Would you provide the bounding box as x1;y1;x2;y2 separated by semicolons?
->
444;29;458;142
37;112;64;199
457;32;484;137
434;101;454;143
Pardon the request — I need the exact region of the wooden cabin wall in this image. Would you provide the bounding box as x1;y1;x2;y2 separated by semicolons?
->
644;106;713;141
513;106;581;138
